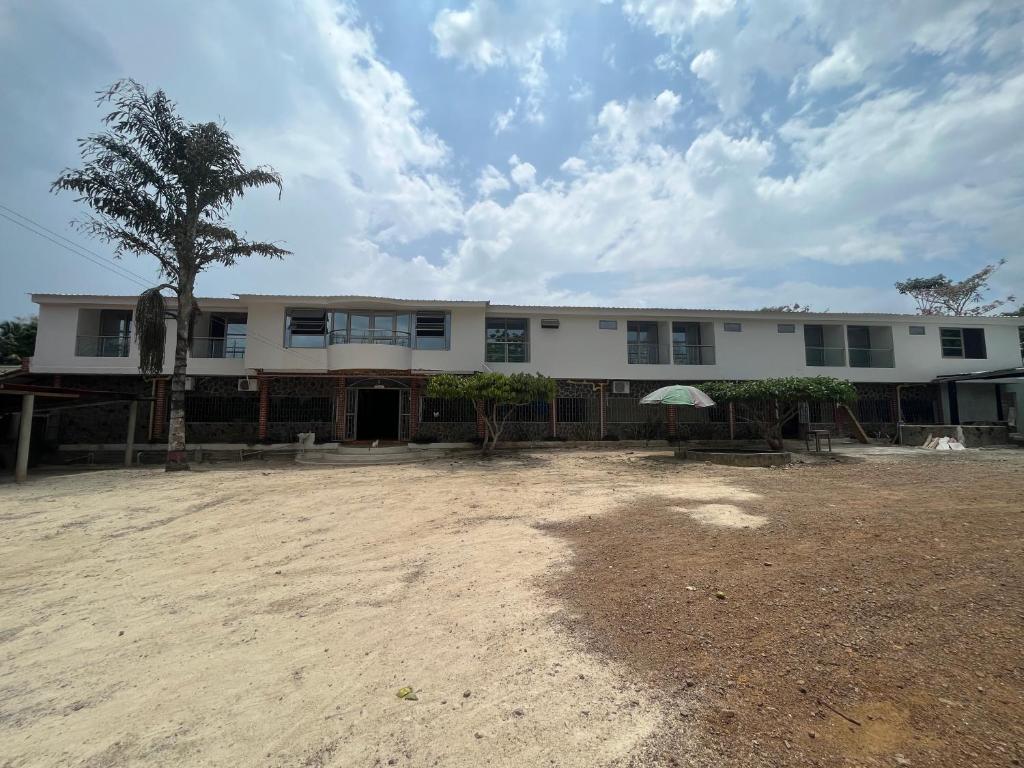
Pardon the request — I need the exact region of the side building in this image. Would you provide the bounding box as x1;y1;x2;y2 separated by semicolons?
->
14;292;1024;448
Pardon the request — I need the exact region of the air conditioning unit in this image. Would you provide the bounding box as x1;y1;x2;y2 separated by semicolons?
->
237;377;259;392
183;376;195;391
612;380;630;394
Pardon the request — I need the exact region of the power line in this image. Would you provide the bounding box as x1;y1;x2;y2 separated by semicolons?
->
0;205;156;289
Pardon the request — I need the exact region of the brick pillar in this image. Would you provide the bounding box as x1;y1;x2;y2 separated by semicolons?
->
667;405;678;438
410;377;422;438
258;373;270;443
52;375;62;388
728;402;736;440
335;376;347;441
152;378;168;439
475;402;486;439
599;384;607;438
549;394;558;438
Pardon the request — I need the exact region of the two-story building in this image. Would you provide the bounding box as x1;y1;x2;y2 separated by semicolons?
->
17;292;1024;446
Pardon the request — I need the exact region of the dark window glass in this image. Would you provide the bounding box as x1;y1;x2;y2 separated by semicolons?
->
962;328;986;359
940;328;964;358
909;325;926;335
599;320;618;330
415;312;448;349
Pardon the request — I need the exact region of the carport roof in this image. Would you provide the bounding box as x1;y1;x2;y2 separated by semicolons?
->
934;367;1024;382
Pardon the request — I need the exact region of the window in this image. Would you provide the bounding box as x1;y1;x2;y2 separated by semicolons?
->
940;327;986;359
777;323;796;333
486;318;529;362
1019;327;1024;362
194;312;247;358
414;312;448;350
329;311;411;345
909;325;926;335
627;321;660;364
599;319;618;330
77;309;132;357
540;318;560;329
285;309;328;348
672;322;711;364
723;322;742;332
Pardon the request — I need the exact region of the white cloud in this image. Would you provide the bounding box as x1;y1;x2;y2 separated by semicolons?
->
619;0;1018;114
377;64;1024;305
432;0;578;128
508;154;537;188
593;90;681;158
476;164;511;197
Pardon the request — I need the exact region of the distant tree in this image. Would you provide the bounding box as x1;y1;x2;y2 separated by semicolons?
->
427;372;557;453
0;316;37;364
52;80;288;470
895;260;1014;316
1001;305;1024;317
701;377;856;450
758;303;819;313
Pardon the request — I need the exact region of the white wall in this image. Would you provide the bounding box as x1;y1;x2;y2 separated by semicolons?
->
31;296;1024;384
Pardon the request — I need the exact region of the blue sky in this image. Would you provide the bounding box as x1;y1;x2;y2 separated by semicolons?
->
1;0;1022;316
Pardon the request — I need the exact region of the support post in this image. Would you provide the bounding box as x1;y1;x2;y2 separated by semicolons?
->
728;402;736;440
258;373;270;443
549;395;557;438
667;405;678;438
15;394;34;483
152;378;168;439
124;400;138;467
598;384;607;438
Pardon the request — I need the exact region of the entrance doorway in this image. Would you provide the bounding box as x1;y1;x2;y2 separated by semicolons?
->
356;388;400;440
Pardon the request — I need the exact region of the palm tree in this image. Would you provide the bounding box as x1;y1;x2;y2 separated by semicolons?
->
53;80;289;470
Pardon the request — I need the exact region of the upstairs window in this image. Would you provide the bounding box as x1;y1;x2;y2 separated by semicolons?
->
599;320;618;330
909;325;926;335
940;328;986;359
415;312;449;350
723;322;742;332
486;318;529;362
285;309;328;348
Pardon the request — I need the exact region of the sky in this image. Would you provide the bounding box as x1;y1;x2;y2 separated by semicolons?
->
1;0;1022;317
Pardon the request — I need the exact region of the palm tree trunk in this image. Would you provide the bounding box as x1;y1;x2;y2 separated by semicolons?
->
165;281;193;471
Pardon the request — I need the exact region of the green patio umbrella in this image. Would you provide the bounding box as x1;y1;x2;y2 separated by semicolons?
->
639;385;716;408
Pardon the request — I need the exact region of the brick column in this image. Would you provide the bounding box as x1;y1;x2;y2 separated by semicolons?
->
335;376;347;441
889;384;901;423
475;402;486;439
152;378;168;439
598;384;607;438
549;394;558;438
667;405;678;438
258;373;270;443
410;377;422;438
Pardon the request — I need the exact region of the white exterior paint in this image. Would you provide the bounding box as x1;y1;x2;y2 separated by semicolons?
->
28;293;1024;385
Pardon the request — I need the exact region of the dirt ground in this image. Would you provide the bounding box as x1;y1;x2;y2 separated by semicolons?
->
0;448;1021;767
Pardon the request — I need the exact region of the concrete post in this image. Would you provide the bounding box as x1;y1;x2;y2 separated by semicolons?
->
15;394;34;483
124;400;138;467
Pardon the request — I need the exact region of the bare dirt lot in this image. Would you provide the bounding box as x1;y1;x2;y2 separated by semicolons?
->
0;448;1021;767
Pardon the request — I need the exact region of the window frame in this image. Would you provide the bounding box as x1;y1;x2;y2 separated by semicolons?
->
284;308;329;348
908;325;926;336
940;327;986;359
723;322;742;332
485;317;530;363
598;319;618;330
413;311;450;350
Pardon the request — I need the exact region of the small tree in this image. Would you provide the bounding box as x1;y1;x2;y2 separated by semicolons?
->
0;316;37;364
758;303;819;313
701;377;856;450
895;260;1014;316
427;372;557;453
52;80;288;470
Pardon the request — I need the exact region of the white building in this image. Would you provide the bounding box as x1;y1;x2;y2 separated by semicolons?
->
19;292;1024;445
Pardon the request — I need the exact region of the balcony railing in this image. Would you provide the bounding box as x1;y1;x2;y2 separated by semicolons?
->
848;347;895;368
76;335;130;357
672;343;715;365
805;346;846;367
190;336;246;359
627;342;661;364
486;341;529;363
329;329;412;346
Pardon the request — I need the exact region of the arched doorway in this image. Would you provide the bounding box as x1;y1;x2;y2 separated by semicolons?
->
344;378;411;442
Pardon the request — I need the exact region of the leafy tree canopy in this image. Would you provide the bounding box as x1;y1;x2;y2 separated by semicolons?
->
758;303;822;313
427;372;556;452
0;316;37;364
895;260;1014;316
700;377;856;449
